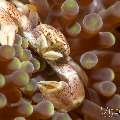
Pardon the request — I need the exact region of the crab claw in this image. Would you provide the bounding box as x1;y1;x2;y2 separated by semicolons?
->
0;1;31;31
35;24;70;57
38;62;85;112
37;80;72;112
24;23;70;61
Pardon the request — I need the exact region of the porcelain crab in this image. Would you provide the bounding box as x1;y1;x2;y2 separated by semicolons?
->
0;0;87;111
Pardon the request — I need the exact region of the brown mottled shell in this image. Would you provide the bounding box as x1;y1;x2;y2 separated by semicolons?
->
33;23;70;57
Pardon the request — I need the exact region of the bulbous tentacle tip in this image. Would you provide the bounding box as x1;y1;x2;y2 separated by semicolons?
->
37;81;65;94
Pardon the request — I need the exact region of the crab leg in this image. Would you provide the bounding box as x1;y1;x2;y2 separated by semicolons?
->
11;0;40;29
0;8;18;46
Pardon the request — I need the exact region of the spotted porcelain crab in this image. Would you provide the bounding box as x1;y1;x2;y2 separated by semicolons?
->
0;0;87;111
